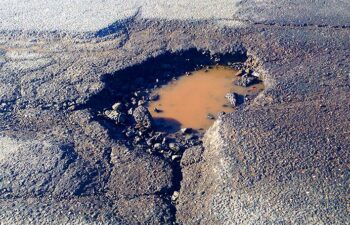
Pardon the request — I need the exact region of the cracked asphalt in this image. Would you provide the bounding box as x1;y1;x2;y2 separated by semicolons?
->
0;1;349;224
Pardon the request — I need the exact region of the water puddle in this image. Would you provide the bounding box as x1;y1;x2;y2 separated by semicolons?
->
148;66;264;131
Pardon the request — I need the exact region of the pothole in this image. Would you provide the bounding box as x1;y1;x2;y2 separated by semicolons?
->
85;48;264;216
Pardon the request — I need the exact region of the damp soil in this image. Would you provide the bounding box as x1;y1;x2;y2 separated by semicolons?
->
149;66;264;131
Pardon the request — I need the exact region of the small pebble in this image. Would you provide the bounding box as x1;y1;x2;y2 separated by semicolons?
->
154;107;163;113
207;113;215;120
171;155;181;161
125;131;134;137
169;143;180;152
181;128;192;134
153;143;162;150
134;136;141;143
225;93;237;106
149;94;160;101
68;105;76;111
171;191;180;201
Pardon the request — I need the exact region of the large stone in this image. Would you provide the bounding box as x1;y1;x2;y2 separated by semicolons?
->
133;105;153;129
225;93;238;106
104;110;126;124
233;74;257;87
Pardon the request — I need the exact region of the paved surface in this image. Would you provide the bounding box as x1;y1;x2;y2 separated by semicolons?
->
3;0;350;32
238;0;350;26
0;0;350;224
1;0;240;32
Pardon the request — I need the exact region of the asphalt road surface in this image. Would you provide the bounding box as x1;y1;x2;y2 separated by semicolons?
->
0;0;349;224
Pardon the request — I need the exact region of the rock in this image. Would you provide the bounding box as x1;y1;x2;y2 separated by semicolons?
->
252;71;260;77
153;143;162;150
225;93;237;106
234;74;258;87
146;138;153;146
138;100;145;106
104;110;118;120
134;91;141;97
149;93;160;101
104;110;126;124
231;62;244;70
111;102;122;111
169;143;180;152
134;136;141;144
185;134;197;141
131;97;137;105
171;191;179;201
133;106;153;129
68;105;76;111
207;113;215;120
153;132;165;141
125;131;134;138
181;128;192;134
147;133;164;146
171;155;181;161
153;107;163;113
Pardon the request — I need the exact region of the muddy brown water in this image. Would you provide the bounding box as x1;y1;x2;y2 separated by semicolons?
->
148;66;264;131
